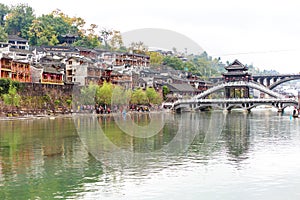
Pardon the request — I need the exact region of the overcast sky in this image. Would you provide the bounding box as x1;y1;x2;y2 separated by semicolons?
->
2;0;300;73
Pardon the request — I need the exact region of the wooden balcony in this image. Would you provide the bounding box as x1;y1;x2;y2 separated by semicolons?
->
41;79;64;85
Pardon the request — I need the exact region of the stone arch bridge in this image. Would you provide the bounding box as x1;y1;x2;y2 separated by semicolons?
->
170;81;298;113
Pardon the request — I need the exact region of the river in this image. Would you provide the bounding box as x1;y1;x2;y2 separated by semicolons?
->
0;110;300;200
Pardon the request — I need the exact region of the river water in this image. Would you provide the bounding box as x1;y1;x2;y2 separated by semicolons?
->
0;110;300;200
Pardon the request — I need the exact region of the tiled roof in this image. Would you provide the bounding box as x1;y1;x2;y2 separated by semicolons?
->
43;65;63;74
9;48;32;54
61;33;78;38
8;35;28;42
42;46;78;52
225;59;248;71
167;83;199;92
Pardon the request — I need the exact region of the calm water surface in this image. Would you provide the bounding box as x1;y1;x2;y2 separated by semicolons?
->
0;110;300;200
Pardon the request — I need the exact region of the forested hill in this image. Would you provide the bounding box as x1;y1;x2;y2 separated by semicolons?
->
158;51;279;79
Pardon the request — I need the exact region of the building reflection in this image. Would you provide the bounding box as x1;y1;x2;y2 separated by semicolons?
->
222;112;250;161
0;118;103;199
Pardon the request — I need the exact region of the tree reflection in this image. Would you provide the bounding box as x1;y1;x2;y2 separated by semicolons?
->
0;118;103;200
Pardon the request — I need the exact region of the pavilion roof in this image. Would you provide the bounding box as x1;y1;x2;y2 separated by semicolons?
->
225;59;248;71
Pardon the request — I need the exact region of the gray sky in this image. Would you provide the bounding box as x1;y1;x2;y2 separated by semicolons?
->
2;0;300;73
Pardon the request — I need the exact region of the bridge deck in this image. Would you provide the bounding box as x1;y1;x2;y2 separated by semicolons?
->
174;98;297;104
172;97;298;112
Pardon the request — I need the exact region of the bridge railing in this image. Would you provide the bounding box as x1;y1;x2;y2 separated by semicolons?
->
248;81;286;98
174;97;297;104
192;83;226;99
172;97;298;110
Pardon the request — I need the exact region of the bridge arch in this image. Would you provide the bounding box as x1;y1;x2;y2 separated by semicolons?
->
269;76;300;89
194;104;223;111
246;104;277;111
226;104;243;111
193;81;284;100
173;104;190;112
244;102;295;112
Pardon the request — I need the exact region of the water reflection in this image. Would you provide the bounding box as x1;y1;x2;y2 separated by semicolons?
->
0;117;103;200
222;112;250;160
0;111;300;199
74;112;230;167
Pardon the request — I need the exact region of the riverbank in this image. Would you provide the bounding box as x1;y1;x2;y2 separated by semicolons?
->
0;109;170;121
0;109;72;119
0;113;74;121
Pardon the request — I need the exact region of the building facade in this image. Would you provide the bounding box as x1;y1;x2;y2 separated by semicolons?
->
0;54;31;82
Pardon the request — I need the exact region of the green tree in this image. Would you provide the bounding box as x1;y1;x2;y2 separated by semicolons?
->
27;10;89;46
73;24;101;48
5;4;35;38
147;51;164;67
2;84;21;111
129;41;148;54
95;81;113;106
80;83;98;105
111;85;131;105
28;13;74;46
145;87;162;105
99;28;112;50
0;3;9;26
73;34;100;48
183;61;195;72
0;78;20;95
187;52;224;78
110;30;123;51
194;57;211;77
162;85;170;100
0;25;8;42
51;9;85;35
163;56;184;70
66;99;72;108
131;88;148;105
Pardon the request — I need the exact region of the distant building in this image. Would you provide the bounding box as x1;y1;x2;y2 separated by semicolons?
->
8;35;29;50
11;60;31;82
0;54;12;79
65;56;97;86
41;64;64;85
41;46;79;57
59;33;78;45
39;55;65;85
165;83;201;99
0;53;31;82
97;51;150;74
